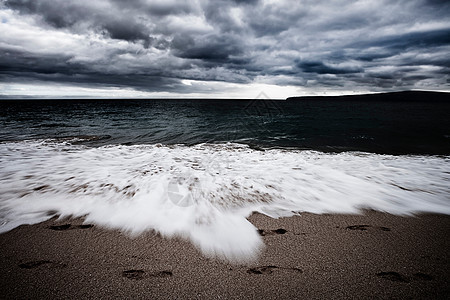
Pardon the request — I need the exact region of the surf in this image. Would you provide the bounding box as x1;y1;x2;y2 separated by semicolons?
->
0;140;449;261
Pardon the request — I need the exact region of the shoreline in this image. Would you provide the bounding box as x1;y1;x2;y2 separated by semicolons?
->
1;211;449;299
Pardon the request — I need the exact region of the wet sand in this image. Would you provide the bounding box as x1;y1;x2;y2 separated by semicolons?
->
1;211;449;299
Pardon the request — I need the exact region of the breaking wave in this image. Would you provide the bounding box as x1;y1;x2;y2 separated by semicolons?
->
0;140;449;262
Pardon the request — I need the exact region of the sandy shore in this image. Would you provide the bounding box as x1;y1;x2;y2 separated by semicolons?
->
1;211;449;299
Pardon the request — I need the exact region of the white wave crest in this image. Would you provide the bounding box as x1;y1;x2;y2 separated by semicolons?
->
0;141;449;262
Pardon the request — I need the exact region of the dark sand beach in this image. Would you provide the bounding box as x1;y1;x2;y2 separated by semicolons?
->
1;211;449;299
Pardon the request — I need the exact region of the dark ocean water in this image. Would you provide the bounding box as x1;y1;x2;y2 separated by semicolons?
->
1;91;449;154
1;92;449;261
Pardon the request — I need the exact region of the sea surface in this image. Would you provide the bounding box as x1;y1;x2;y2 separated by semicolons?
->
1;92;449;261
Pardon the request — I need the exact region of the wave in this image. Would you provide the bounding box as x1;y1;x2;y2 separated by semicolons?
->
0;140;449;262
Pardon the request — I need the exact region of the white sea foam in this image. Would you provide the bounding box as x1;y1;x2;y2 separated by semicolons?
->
0;141;449;262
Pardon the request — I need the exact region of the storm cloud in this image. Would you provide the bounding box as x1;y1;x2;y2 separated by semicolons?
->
0;0;449;97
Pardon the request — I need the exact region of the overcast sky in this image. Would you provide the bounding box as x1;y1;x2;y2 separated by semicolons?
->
0;0;449;98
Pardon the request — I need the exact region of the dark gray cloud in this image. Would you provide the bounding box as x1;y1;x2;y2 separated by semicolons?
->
4;0;154;43
0;0;449;97
297;60;363;75
172;33;244;61
353;28;450;52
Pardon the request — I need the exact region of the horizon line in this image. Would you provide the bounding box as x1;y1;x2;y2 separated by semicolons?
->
0;89;449;101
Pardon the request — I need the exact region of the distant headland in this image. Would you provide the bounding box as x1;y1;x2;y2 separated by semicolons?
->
286;90;450;101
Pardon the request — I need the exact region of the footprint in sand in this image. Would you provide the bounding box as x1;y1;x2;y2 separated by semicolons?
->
346;225;391;231
413;272;433;281
19;260;67;269
49;224;94;231
376;271;433;283
49;224;71;231
247;266;303;275
122;270;173;280
151;270;173;278
376;271;410;282
257;228;288;236
247;266;278;274
122;270;146;280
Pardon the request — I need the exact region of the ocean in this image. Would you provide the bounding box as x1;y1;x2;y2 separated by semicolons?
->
1;91;449;261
